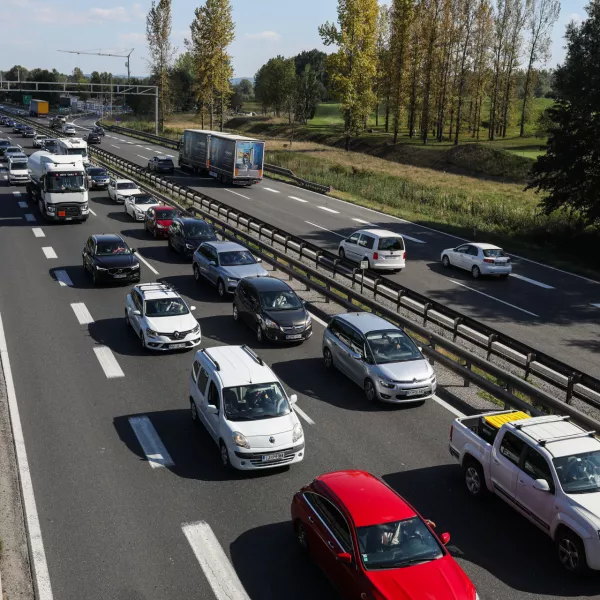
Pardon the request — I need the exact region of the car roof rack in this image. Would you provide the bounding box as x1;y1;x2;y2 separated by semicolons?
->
202;349;220;371
136;282;175;293
241;344;264;366
537;431;596;447
514;415;570;430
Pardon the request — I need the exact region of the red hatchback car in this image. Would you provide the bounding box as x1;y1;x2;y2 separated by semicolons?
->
291;470;478;600
144;205;177;239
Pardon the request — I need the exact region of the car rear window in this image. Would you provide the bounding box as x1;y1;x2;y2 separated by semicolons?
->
378;237;404;251
483;248;507;258
159;158;174;164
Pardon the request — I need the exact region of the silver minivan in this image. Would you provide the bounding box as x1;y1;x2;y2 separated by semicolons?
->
322;312;436;404
337;228;406;271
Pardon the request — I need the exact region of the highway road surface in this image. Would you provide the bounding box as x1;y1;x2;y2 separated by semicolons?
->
0;119;598;600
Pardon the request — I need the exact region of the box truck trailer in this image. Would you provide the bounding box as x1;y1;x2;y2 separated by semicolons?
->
29;99;49;118
178;130;264;186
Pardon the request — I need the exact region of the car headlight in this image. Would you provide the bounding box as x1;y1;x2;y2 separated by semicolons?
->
131;263;140;269
145;328;158;338
305;314;312;326
192;324;201;334
185;243;195;249
82;203;89;211
227;277;240;283
379;379;395;389
46;205;56;213
232;431;250;449
264;317;279;329
95;265;107;271
292;422;303;443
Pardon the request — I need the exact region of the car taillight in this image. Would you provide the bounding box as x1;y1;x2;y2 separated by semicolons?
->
403;251;406;259
483;258;494;263
450;425;453;441
373;252;379;260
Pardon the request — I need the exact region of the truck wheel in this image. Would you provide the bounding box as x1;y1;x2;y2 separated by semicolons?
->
556;529;587;573
464;460;487;498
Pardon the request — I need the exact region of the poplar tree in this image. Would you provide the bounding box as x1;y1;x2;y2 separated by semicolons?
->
146;0;176;132
320;0;379;150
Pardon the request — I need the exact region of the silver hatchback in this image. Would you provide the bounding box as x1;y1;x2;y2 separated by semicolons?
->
322;312;436;404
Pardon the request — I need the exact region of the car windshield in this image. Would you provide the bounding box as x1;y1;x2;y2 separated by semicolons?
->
553;450;600;494
218;250;255;266
144;298;189;317
366;330;422;364
46;173;85;192
259;290;302;311
483;248;507;258
7;147;20;153
156;210;175;220
357;517;443;570
159;159;173;164
133;196;156;205
185;223;213;237
0;141;10;147
66;148;87;157
95;241;132;256
117;182;138;190
88;168;106;176
378;237;404;251
223;382;291;421
9;161;27;171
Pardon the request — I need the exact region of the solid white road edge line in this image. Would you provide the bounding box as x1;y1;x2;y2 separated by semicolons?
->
55;270;73;287
128;416;174;468
305;221;345;238
93;346;125;379
308;311;327;327
318;206;339;214
25;214;36;223
70;302;94;325
449;279;539;317
182;521;251;600
42;247;57;259
431;394;465;417
32;228;45;238
134;252;159;275
225;189;250;200
293;404;315;425
289;195;308;203
0;314;54;600
509;273;554;289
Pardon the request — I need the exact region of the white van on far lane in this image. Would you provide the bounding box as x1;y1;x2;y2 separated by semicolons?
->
337;228;406;272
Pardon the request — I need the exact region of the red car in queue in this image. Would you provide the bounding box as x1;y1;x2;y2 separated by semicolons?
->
144;205;177;239
291;470;478;600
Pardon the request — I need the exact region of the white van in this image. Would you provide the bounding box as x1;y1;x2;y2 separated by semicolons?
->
337;228;406;272
189;345;305;470
8;153;30;185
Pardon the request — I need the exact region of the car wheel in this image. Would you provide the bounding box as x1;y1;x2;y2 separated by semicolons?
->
168;236;175;252
499;273;509;279
556;530;587;573
295;521;309;554
140;332;146;350
153;228;158;239
464;460;487;498
323;347;333;369
442;255;450;268
124;309;130;327
364;378;378;403
219;441;232;469
256;325;263;343
233;304;239;321
92;269;98;286
338;247;346;260
193;264;201;283
190;399;200;425
217;279;225;298
472;265;481;279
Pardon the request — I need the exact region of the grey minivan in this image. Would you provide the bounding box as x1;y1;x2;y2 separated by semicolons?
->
322;312;436;404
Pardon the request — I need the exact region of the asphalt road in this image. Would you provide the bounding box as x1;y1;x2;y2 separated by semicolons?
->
51;114;600;380
0;123;598;599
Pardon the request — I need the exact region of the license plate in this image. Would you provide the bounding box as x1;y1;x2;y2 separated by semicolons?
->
406;388;429;397
58;210;66;217
113;273;127;279
66;217;72;221
286;334;302;340
262;452;285;462
170;343;186;349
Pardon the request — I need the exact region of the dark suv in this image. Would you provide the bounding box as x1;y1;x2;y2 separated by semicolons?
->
168;217;217;257
233;277;312;344
148;156;175;174
85;132;101;144
82;234;141;286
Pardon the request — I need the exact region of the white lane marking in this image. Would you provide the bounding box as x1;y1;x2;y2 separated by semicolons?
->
137;155;149;160
293;404;315;425
308;311;327;327
353;217;374;225
509;273;554;289
32;228;45;237
0;217;22;221
93;346;125;379
591;303;600;309
145;147;153;151
89;208;97;216
42;247;57;259
263;187;280;193
432;394;465;417
401;234;426;244
17;201;27;208
0;313;55;600
70;302;94;325
12;191;21;196
136;144;144;147
25;214;36;222
289;195;308;203
318;206;339;214
55;270;73;287
225;189;250;200
449;279;539;317
134;252;159;275
182;521;251;600
305;220;345;239
155;150;163;154
129;416;174;468
111;144;121;149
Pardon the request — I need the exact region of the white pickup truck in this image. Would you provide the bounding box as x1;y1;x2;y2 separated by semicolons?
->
449;410;600;573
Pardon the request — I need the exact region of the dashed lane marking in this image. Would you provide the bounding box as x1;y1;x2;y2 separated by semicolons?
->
93;346;125;379
25;214;36;222
263;187;280;193
129;416;174;468
70;302;94;324
509;273;554;289
305;221;345;238
32;228;45;237
225;189;250;200
318;206;339;214
17;201;27;208
289;195;308;203
42;247;57;259
111;145;121;149
55;270;73;287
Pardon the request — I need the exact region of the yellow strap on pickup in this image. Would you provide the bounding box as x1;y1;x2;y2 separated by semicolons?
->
483;411;530;430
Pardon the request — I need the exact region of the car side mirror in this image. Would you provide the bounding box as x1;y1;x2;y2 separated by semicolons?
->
208;261;216;266
190;306;197;311
533;479;551;492
418;346;423;352
350;351;362;360
440;532;451;546
256;257;262;263
289;394;298;405
132;310;141;316
130;248;137;253
336;552;352;564
206;404;218;415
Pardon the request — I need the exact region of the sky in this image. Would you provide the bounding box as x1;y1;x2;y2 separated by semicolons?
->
0;0;590;79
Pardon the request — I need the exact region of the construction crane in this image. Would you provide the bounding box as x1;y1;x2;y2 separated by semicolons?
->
57;48;134;82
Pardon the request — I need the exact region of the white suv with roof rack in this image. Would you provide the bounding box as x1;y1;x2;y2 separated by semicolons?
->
125;282;201;351
189;345;305;470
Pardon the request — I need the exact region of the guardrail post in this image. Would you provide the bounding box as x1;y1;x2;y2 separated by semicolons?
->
396;290;405;313
464;363;471;387
486;334;498;360
298;242;306;259
428;341;435;366
566;373;581;405
315;250;323;270
333;258;340;277
373;278;382;300
453;317;463;342
423;303;432;326
524;352;536;380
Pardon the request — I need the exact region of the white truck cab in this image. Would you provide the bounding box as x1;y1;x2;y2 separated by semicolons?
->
7;153;29;185
189;345;305;470
450;410;600;573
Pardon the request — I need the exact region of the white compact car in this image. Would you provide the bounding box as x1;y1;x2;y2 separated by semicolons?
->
108;178;142;203
125;282;201;351
441;242;512;279
124;193;160;220
62;125;76;136
32;134;48;148
338;228;406;272
189;345;305;470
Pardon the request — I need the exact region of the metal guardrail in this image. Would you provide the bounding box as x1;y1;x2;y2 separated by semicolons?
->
8;111;600;419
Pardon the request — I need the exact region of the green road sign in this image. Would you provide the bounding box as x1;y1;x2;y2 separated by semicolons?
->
23;95;32;105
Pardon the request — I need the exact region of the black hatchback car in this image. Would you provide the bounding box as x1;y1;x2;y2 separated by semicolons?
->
168;217;217;257
85;132;101;144
82;234;141;286
233;277;312;344
22;126;35;138
92;126;105;136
